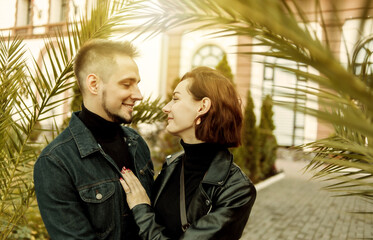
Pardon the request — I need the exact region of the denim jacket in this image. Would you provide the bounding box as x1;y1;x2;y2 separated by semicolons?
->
34;112;154;240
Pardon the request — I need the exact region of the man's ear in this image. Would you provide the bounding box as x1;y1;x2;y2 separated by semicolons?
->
198;97;211;116
86;74;99;95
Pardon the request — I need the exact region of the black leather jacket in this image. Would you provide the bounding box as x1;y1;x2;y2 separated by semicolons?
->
132;149;256;240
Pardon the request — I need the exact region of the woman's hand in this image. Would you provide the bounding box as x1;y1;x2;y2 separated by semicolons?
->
119;167;151;209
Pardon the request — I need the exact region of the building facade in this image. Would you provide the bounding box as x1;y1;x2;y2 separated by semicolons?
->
1;0;372;146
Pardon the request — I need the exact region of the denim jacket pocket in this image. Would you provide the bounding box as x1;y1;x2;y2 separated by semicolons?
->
79;181;116;239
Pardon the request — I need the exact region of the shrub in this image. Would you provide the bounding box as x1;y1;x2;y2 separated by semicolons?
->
258;95;278;179
234;90;261;182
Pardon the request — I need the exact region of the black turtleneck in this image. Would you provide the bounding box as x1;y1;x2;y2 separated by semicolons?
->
154;140;224;239
78;105;132;170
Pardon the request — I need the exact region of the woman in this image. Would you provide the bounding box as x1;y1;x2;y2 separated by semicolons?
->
120;66;256;240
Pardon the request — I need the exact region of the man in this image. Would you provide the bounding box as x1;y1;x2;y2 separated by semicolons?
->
34;39;154;239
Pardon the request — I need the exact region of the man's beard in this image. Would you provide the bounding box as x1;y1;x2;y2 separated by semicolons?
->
102;90;132;124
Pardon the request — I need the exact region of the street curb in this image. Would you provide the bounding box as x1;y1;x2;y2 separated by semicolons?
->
254;171;285;191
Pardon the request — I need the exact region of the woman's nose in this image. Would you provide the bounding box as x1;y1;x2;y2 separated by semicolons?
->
162;102;171;113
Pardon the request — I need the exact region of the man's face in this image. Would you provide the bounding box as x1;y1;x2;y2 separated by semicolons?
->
98;55;143;123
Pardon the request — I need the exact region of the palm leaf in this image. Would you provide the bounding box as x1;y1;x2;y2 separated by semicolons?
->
131;96;167;128
0;0;159;237
120;0;373;209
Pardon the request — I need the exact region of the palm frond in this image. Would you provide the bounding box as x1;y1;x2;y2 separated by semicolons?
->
125;0;372;105
131;96;167;127
0;0;156;237
121;0;373;207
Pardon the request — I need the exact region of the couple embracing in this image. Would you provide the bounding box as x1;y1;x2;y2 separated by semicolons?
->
34;39;256;240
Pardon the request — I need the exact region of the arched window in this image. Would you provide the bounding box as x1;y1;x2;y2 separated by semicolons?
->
352;37;373;88
192;44;225;68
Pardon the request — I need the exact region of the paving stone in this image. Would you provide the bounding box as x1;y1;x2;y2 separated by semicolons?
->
240;158;373;240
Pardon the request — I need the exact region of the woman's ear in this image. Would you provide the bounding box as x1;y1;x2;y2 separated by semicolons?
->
198;97;211;115
86;74;99;95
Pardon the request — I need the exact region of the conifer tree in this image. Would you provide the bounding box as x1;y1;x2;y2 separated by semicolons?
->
215;54;234;84
258;95;278;179
234;90;261;182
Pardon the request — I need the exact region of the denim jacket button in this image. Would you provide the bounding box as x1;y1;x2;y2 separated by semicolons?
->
96;193;103;200
128;143;132;146
205;200;211;206
139;169;145;175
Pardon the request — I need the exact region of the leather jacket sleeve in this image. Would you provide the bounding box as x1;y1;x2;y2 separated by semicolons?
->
131;169;256;240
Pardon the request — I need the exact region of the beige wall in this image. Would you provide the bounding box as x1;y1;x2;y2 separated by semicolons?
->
165;32;182;96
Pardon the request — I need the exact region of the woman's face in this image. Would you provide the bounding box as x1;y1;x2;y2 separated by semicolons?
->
162;79;202;143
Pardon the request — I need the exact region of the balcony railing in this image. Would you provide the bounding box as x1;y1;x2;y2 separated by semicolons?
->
0;22;69;39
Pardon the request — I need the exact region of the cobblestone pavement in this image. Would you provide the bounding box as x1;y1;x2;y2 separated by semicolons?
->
240;157;373;240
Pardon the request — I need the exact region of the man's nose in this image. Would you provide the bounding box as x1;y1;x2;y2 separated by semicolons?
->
131;85;143;101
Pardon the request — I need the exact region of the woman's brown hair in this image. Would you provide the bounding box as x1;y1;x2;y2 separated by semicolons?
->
181;66;242;147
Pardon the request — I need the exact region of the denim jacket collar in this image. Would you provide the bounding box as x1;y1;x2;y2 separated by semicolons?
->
68;112;139;158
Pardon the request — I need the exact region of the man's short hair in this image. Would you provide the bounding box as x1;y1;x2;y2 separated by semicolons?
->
73;39;139;94
180;66;243;147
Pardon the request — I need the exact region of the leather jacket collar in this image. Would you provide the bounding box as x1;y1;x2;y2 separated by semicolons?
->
158;148;232;200
201;150;232;186
165;148;232;186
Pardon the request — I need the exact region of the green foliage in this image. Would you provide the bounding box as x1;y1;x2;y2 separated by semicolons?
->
8;203;49;240
2;1;373;239
215;54;234;83
258;95;277;179
234;90;261;182
215;54;276;182
0;1;169;238
234;94;278;182
127;0;373;211
0;35;46;239
217;55;263;181
130;96;167;128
